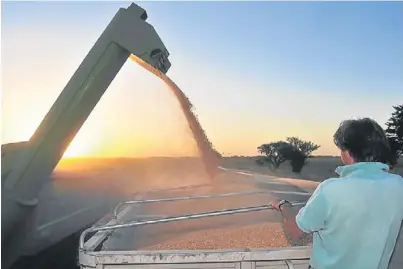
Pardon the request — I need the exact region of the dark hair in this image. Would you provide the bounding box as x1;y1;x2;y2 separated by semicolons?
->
333;118;391;164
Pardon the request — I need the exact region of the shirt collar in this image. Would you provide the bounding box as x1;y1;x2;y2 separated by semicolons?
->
335;162;389;177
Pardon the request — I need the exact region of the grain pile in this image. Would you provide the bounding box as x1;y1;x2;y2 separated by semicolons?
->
144;222;291;250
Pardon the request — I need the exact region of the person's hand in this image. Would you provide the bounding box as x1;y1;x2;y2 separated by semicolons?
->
270;199;282;211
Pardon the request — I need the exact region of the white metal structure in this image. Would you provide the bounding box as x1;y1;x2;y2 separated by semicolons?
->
80;248;312;269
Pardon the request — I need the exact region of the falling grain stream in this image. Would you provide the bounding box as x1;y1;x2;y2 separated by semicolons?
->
130;55;220;180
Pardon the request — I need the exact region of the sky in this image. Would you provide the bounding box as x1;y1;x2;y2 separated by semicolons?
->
2;1;403;157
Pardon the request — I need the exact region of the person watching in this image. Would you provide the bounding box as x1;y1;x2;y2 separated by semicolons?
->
270;118;403;269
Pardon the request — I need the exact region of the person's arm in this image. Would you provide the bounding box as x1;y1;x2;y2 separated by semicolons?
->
271;183;330;245
280;202;305;241
271;200;307;245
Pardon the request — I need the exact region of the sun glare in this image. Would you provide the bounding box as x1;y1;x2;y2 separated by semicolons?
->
63;132;100;158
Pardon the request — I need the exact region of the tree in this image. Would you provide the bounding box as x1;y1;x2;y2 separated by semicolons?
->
289;150;306;173
257;141;293;169
385;104;403;166
286;137;320;158
285;137;320;173
257;138;320;173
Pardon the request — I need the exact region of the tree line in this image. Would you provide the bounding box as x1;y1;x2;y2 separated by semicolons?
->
256;104;403;173
386;104;403;167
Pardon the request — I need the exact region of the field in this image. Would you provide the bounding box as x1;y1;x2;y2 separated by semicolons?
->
221;155;403;181
54;157;214;195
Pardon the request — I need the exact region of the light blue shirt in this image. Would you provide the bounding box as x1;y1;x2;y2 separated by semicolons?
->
296;162;403;269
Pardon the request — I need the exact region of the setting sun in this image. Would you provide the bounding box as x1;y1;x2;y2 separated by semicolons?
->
63;131;101;158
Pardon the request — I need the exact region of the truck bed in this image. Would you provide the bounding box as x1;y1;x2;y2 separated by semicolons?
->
79;173;314;268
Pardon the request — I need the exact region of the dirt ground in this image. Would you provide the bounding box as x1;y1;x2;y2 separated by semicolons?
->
220;156;403;182
54;157;213;195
